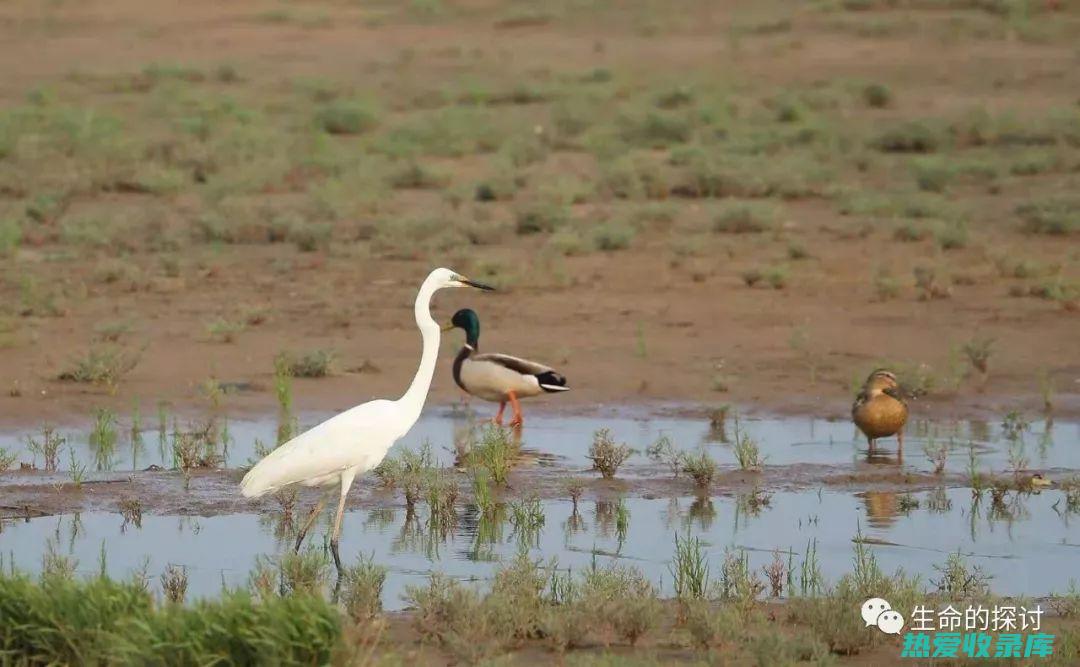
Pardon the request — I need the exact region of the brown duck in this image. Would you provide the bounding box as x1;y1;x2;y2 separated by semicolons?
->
852;369;908;451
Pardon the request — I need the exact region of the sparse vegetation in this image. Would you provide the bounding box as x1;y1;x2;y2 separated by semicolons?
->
587;429;634;479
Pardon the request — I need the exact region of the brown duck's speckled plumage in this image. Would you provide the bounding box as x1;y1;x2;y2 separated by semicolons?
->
852;369;908;441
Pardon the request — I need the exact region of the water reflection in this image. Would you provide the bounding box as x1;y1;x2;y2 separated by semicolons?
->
3;409;1076;477
2;486;1080;608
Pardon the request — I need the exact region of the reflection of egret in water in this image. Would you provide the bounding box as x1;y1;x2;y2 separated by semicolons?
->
859;491;900;529
563;493;587;540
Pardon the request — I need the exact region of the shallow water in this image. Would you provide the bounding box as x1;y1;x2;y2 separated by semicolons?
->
1;405;1076;476
2;487;1076;609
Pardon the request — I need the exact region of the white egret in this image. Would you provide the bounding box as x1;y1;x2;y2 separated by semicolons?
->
444;308;568;427
240;267;493;569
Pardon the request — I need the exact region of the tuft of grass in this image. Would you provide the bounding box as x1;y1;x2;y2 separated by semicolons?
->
587;429;634;480
732;425;765;471
669;529;709;600
872;120;942;153
681;448;717;488
160;565;188;604
514;200;569;235
468;425;517;487
314;99;379;135
279;349;337;378
58;346;139;388
645;435;683;478
861;82;892;108
591;219;636;251
205;318;245;344
961;335;994;375
340;553;387;621
0;446;16;472
923;437;949;474
712;202;777;234
90;408;119;471
25;427;65;472
1016;198;1078;236
932;550;991;600
0;567;339;664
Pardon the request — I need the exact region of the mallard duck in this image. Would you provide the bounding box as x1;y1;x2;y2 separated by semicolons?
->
1018;473;1054;490
444;308;568;427
852;369;908;451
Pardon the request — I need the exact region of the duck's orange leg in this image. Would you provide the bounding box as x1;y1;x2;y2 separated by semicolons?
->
507;391;524;427
492;402;506;426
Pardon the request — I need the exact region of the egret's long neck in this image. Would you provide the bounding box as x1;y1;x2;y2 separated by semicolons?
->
398;279;440;424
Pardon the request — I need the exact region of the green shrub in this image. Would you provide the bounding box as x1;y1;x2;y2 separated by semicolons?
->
872;121;941;153
314;100;379;135
515;201;569;235
0;571;339;665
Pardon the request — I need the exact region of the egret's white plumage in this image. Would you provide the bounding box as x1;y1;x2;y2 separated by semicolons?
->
240;267;493;566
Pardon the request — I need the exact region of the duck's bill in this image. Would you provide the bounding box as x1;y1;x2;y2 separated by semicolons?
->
440;322;455;332
458;278;495;291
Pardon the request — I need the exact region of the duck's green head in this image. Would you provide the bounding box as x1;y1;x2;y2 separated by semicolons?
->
443;308;480;348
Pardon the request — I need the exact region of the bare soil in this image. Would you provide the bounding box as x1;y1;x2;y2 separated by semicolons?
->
0;0;1077;429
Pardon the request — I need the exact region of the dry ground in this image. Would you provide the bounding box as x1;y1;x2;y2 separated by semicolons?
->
0;0;1078;431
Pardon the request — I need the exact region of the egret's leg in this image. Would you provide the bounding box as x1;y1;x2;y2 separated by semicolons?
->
492;402;506;426
293;494;327;553
330;469;357;573
507;391;523;427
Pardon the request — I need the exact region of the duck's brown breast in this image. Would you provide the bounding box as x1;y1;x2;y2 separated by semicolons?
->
853;395;908;438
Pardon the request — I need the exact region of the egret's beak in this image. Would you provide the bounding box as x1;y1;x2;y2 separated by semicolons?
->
441;322;455;332
458;277;495;291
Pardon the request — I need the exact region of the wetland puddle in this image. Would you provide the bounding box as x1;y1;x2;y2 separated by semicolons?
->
1;406;1076;476
2;488;1077;610
2;406;1078;610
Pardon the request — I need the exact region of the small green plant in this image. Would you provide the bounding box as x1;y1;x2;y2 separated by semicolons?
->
645;435;683;478
25;427;64;471
205;318;245;343
861;82;892;108
763;549;786;597
713;202;776;234
732;424;765;471
669;529;709;600
1002;410;1030;441
962;335;994;375
315;99;378;135
119;498;143;530
681;448;717;488
280;349;337;378
932;550;991;600
469;426;517;486
923;437;949;474
340;553;387;621
69;449;86;489
160;565;188;603
0;447;17;473
58;346;139;389
587;429;634;479
90;409;119;471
